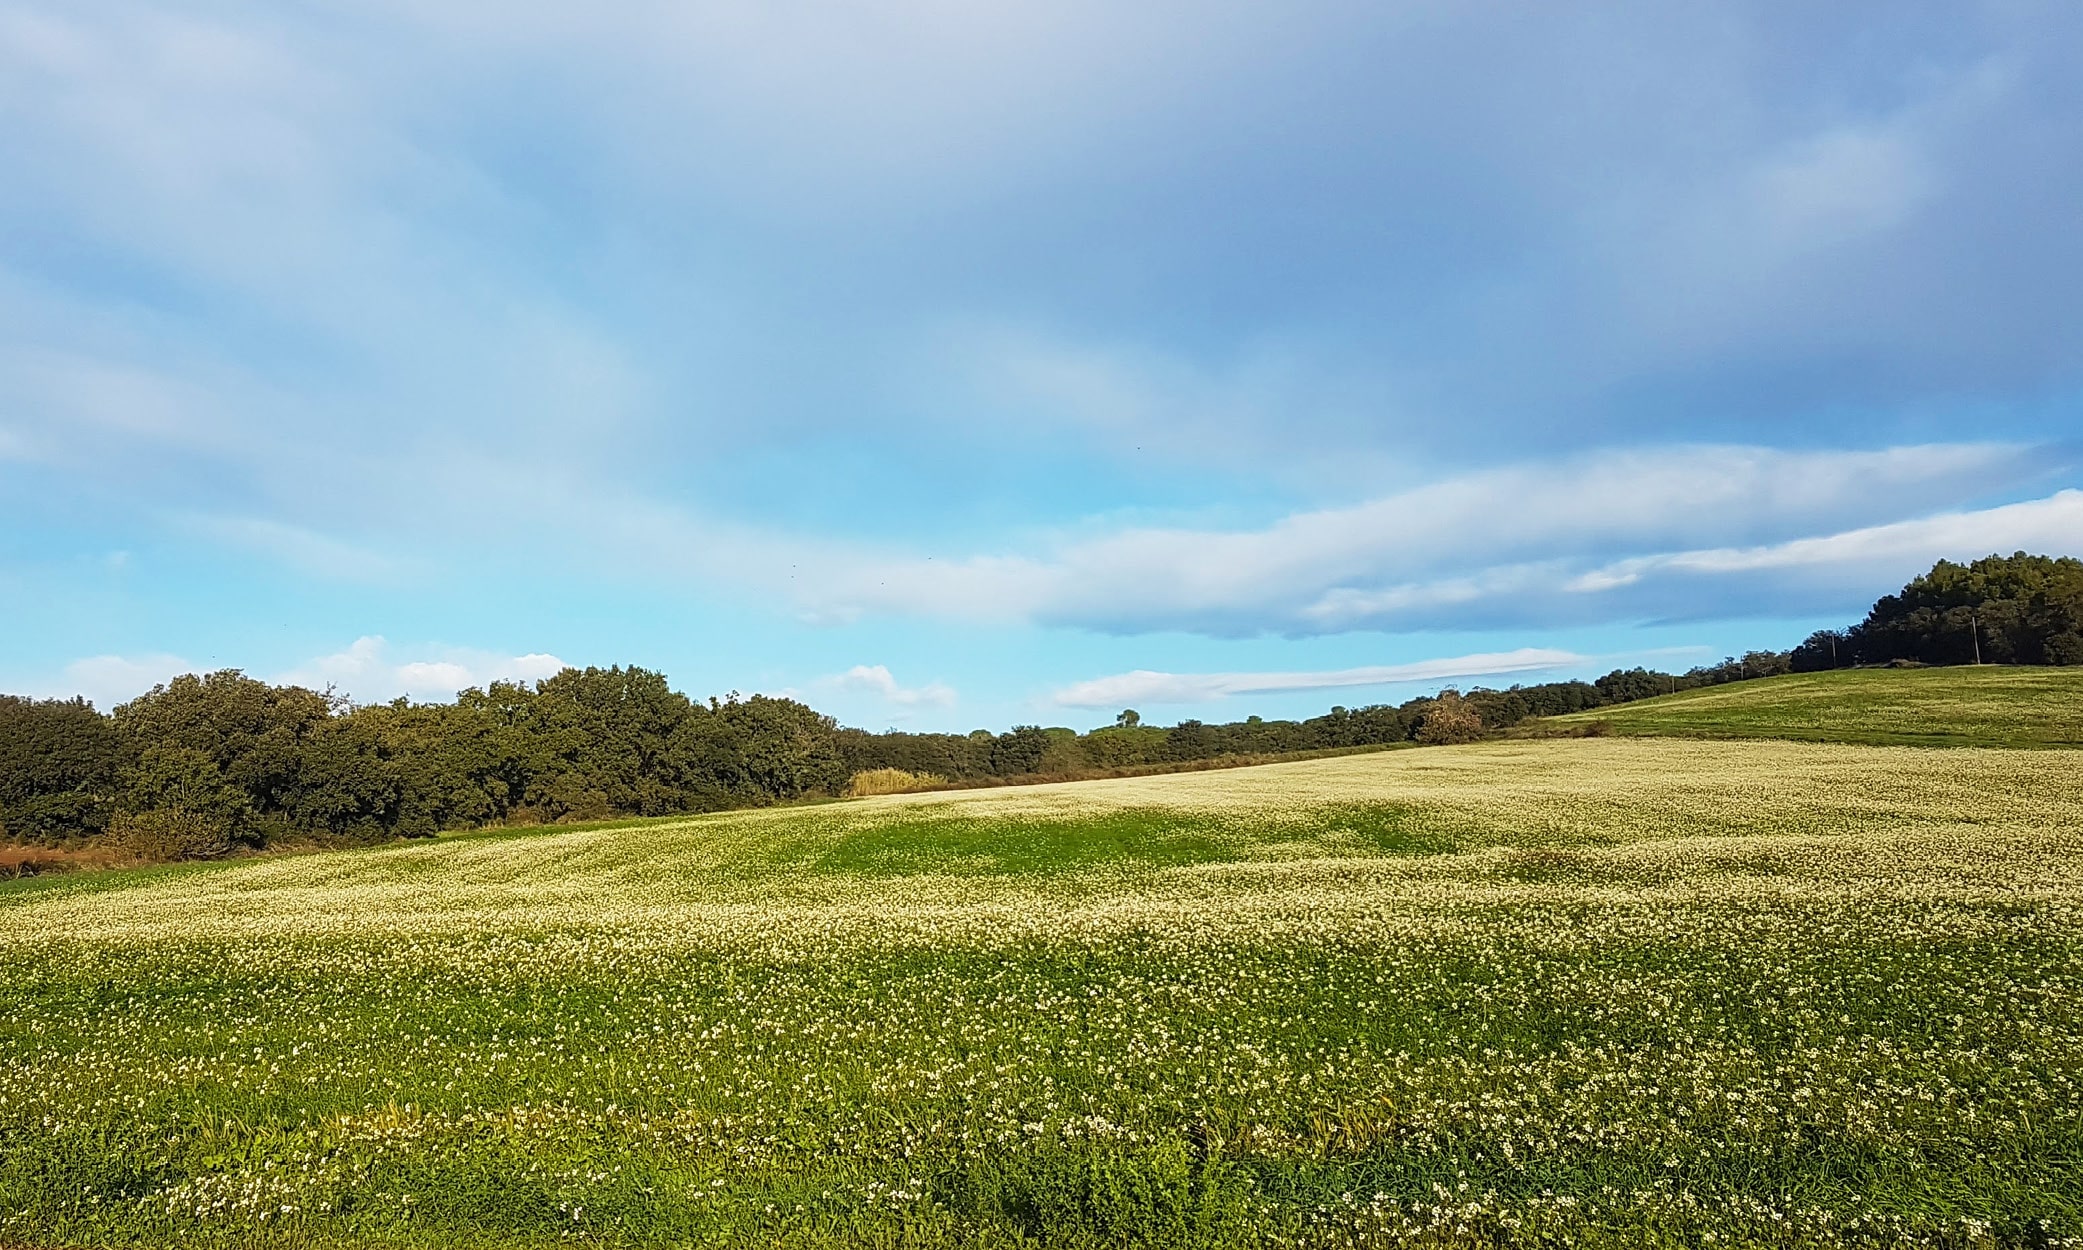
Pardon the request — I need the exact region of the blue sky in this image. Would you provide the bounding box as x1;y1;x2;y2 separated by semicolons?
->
3;0;2081;731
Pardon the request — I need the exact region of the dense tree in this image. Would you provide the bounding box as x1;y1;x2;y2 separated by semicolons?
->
1080;724;1169;768
989;726;1052;777
1301;704;1413;747
1790;630;1851;673
676;696;849;808
114;672;334;831
835;728;990;781
1595;668;1677;703
1849;553;2083;666
0;696;127;840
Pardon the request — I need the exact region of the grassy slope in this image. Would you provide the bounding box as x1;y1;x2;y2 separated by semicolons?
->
1542;665;2083;748
4;737;2082;1247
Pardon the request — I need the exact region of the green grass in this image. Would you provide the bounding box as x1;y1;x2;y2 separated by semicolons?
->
4;737;2082;1248
743;804;1453;879
1542;665;2083;747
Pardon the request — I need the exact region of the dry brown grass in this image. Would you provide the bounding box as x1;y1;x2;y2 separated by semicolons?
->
0;843;129;879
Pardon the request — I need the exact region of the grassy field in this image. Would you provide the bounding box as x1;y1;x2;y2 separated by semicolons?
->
1542;665;2083;748
4;724;2082;1245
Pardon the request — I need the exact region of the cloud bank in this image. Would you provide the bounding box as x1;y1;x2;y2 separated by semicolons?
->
4;1;2081;726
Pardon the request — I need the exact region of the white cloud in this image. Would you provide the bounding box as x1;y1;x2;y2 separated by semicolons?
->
55;652;193;710
1052;648;1584;708
1567;488;2083;588
777;442;2053;634
828;664;957;709
272;636;566;702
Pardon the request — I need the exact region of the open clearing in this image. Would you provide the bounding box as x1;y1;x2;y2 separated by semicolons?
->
5;678;2083;1247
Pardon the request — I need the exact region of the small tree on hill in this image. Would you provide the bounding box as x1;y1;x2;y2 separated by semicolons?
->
1415;691;1484;745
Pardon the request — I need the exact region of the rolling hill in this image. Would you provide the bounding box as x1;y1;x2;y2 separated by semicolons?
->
1542;664;2083;748
4;688;2081;1247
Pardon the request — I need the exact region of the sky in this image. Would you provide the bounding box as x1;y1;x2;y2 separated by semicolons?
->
3;0;2081;731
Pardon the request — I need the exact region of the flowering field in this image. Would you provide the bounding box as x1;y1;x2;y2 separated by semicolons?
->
4;736;2081;1248
1546;666;2083;748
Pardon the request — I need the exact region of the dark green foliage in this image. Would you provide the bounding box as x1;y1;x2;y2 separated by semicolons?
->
1302;703;1414;747
1595;667;1679;703
1466;681;1602;730
1791;628;1851;672
989;725;1053;776
835;727;993;780
114;671;335;820
1849;551;2083;666
122;744;252;826
2;668;853;855
683;694;850;807
1080;724;1173;768
0;695;126;840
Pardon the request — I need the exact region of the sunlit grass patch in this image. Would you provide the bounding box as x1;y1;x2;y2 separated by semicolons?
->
737;803;1452;881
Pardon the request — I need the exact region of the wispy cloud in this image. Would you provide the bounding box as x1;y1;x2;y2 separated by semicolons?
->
183;517;403;583
1051;648;1582;707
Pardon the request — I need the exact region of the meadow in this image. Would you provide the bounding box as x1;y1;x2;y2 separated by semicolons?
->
1543;666;2083;748
3;679;2082;1247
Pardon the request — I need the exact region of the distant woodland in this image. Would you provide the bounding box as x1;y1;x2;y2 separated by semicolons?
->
3;552;2077;861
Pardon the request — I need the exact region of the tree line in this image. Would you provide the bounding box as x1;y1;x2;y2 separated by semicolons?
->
0;659;1779;856
3;553;2074;858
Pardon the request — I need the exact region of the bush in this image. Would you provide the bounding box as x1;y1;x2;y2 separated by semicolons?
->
109;808;233;861
1415;691;1485;745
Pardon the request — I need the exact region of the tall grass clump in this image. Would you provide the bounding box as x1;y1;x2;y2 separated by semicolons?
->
845;766;949;797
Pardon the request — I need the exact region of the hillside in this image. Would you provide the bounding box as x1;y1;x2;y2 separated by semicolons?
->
1540;665;2083;748
5;734;2082;1247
